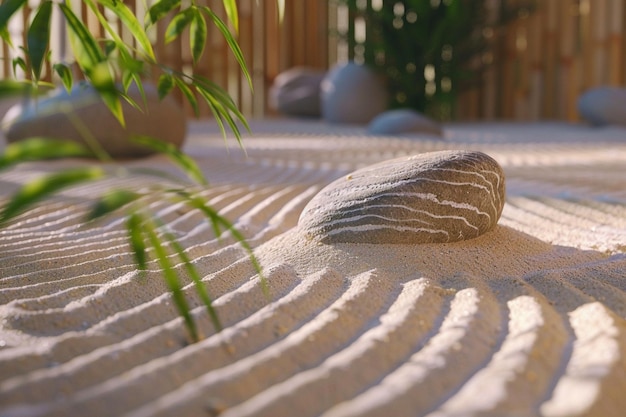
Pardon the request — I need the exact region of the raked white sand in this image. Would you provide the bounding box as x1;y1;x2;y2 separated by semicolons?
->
1;119;626;417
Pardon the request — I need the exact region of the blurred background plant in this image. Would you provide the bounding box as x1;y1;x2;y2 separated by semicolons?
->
0;0;276;342
339;0;536;120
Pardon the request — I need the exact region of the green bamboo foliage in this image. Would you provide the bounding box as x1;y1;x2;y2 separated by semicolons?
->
0;0;267;343
342;0;535;120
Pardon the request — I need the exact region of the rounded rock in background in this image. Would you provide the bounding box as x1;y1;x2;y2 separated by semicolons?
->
269;67;325;118
577;86;626;126
321;62;389;124
368;108;443;136
2;82;187;158
299;150;505;244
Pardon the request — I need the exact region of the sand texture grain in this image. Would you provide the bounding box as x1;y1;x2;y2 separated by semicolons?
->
1;120;626;416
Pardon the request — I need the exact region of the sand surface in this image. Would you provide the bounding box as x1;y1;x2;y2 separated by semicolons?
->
1;119;626;416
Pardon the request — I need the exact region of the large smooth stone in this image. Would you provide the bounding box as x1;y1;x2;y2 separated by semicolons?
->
577;87;626;126
2;82;187;158
321;62;389;124
299;150;505;244
269;67;325;118
368;108;443;136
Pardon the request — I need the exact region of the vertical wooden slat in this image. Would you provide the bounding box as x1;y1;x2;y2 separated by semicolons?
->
327;1;339;66
239;0;254;117
501;14;517;118
292;0;306;66
264;1;280;84
541;0;559;119
591;0;609;86
607;0;624;85
559;0;576;120
252;0;266;118
527;4;544;120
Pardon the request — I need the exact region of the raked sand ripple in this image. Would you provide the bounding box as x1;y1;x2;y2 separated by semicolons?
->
1;120;626;416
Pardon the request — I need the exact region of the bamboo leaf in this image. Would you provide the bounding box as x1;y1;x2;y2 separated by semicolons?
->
164;231;222;332
175;191;266;293
193;86;228;140
126;212;148;270
222;0;238;34
157;73;174;99
0;79;30;99
201;6;252;90
148;0;181;25
190;8;207;64
0;167;106;225
89;62;124;126
131;136;207;185
12;56;26;75
119;51;145;74
0;0;27;34
122;70;134;93
83;0;148;84
27;0;52;81
53;63;73;91
173;76;198;117
1;25;11;47
59;3;104;70
97;0;156;60
60;3;122;125
144;219;198;342
0;138;92;170
194;81;248;149
165;8;194;44
87;189;140;220
194;75;248;120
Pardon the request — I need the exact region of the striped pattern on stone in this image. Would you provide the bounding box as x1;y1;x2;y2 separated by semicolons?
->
298;150;505;244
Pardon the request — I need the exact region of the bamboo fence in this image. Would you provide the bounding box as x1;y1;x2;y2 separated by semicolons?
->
1;0;625;121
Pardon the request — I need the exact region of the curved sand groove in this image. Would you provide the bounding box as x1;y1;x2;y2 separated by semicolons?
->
1;121;626;416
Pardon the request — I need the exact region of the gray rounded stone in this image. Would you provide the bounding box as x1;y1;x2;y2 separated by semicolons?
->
2;82;187;158
577;87;626;126
299;150;505;244
368;108;443;136
269;67;325;118
321;62;389;124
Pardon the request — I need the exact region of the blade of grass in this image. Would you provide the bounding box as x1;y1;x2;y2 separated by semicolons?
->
0;167;106;225
0;138;92;170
